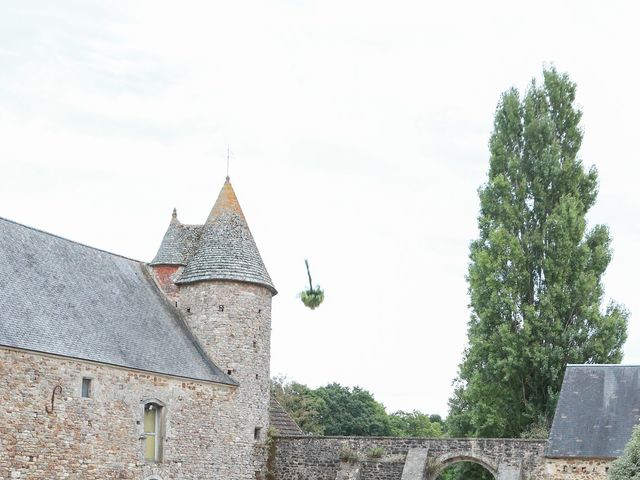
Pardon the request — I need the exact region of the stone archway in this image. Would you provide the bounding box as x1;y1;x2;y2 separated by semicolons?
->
429;454;498;480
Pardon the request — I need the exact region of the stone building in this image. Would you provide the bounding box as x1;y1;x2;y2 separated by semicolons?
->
0;177;300;480
1;176;638;480
544;364;640;478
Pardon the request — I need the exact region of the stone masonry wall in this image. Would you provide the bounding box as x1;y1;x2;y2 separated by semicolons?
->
151;265;181;300
543;458;614;479
0;347;253;480
178;280;273;478
271;436;552;480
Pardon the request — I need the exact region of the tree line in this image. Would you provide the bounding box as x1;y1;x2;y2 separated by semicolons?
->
271;377;444;438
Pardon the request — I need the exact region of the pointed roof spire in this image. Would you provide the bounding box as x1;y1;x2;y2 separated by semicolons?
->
206;176;245;223
175;178;276;294
150;208;201;266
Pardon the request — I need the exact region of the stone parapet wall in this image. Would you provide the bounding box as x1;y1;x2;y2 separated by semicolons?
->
271;436;552;480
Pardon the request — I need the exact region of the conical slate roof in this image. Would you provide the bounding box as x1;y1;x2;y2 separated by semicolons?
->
150;209;202;266
175;178;276;294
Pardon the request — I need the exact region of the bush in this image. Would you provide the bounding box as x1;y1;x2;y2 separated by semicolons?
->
367;447;385;459
339;446;360;463
609;425;640;479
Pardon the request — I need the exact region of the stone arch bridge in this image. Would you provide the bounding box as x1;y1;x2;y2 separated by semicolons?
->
271;436;548;480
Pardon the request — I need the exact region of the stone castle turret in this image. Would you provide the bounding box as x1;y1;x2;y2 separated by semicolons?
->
150;177;276;478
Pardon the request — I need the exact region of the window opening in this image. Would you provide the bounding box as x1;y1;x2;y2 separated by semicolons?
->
254;427;262;440
81;377;92;398
144;403;162;462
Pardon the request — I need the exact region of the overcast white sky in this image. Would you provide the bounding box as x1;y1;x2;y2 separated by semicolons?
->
1;0;639;417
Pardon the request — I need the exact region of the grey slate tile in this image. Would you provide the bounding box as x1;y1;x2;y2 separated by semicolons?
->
547;365;640;458
0;216;234;385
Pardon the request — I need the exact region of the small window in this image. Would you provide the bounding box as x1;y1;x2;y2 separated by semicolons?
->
143;403;163;462
81;378;92;398
254;427;262;440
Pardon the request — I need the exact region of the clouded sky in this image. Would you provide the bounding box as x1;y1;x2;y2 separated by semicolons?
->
1;0;639;416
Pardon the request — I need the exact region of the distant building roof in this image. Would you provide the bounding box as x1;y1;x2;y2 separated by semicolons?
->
269;397;304;436
175;178;277;294
547;365;640;458
0;216;235;386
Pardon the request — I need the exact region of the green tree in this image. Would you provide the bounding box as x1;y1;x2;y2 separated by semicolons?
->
388;410;443;437
272;378;444;438
609;425;640;479
313;383;391;436
271;376;326;435
448;67;628;440
271;378;392;436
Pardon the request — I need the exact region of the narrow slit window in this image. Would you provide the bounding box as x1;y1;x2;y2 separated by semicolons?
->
81;377;92;398
254;427;262;440
143;403;163;462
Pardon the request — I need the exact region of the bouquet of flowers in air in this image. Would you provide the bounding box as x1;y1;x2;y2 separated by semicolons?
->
299;259;324;310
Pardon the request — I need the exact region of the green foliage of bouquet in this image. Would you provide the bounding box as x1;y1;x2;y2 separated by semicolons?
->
299;259;324;310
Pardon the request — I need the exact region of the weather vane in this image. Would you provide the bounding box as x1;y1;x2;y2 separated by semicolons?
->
226;145;231;180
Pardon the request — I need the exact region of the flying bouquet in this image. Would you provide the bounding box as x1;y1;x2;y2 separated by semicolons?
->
299;259;324;310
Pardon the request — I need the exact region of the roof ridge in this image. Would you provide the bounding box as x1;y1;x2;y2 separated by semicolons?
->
566;364;638;367
0;215;142;264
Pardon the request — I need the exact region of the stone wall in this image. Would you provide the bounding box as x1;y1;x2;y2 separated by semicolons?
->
270;436;617;480
0;347;264;480
543;458;614;479
178;280;273;475
151;265;181;300
270;436;550;480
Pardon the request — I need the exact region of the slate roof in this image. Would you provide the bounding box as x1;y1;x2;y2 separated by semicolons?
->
0;216;235;385
150;211;202;266
175;178;277;294
547;365;640;458
269;397;304;436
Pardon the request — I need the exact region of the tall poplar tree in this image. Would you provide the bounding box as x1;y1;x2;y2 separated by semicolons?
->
447;67;628;439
